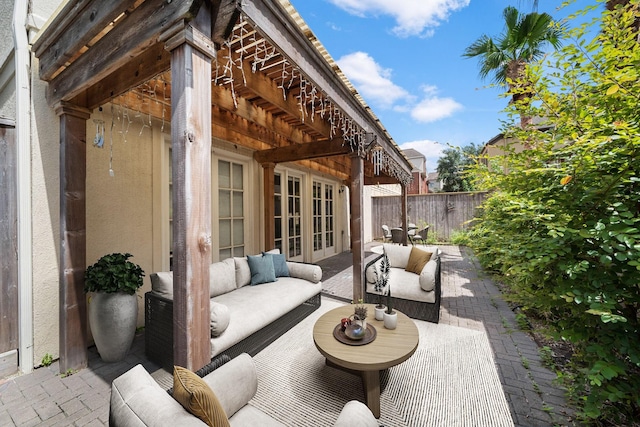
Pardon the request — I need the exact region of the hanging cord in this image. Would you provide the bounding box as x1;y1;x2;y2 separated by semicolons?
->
109;104;115;177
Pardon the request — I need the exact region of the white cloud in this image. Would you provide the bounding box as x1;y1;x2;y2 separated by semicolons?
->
327;0;470;37
337;53;462;124
400;139;445;173
336;52;411;108
410;87;463;123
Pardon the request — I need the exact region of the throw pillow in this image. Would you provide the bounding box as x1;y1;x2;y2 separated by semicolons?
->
173;366;230;427
263;252;290;277
405;247;433;275
246;254;276;285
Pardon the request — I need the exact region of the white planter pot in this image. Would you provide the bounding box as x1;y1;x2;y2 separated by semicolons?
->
374;306;386;321
383;310;398;330
88;292;138;362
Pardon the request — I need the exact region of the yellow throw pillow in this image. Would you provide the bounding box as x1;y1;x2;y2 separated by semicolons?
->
405;247;433;275
173;366;230;427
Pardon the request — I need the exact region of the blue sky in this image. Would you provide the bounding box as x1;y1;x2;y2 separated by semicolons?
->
288;0;591;173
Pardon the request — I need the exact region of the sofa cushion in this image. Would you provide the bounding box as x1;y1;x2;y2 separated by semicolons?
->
383;243;412;268
150;271;174;298
173;366;230;427
233;257;252;288
405;247;432;275
210;279;322;357
247;254;277;286
210;258;236;298
264;253;290;277
210;302;230;337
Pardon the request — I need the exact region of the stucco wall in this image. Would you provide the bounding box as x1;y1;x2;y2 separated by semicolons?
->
30;57;62;365
86;107;156;331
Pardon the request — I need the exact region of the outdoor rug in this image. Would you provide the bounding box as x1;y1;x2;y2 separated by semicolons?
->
250;299;514;427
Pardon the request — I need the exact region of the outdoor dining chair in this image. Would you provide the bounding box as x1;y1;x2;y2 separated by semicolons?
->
381;225;392;243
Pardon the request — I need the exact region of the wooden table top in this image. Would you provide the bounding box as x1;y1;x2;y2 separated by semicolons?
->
313;304;419;372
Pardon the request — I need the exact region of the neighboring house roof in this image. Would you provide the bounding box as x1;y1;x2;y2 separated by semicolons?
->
427;172;439;181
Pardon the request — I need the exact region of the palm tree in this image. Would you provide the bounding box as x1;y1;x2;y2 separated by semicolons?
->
463;6;564;127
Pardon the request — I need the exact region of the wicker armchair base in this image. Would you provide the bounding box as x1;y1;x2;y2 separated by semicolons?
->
145;292;321;371
364;254;441;324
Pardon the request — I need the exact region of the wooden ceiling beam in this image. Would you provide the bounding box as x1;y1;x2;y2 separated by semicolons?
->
364;175;400;185
45;0;203;106
253;138;350;164
33;0;140;81
79;42;171;110
212;0;242;46
240;62;331;137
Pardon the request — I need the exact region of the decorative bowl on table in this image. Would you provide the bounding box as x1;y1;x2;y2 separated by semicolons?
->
344;323;366;340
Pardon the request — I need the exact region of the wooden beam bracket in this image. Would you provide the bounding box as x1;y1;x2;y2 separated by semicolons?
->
163;23;217;59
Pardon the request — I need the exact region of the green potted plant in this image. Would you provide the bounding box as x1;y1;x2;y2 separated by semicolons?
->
383;285;397;329
85;253;145;362
373;252;390;320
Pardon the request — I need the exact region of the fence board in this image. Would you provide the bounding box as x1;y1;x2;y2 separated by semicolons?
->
372;192;487;241
0;122;18;354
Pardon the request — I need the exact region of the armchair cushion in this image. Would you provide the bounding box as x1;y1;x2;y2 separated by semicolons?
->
334;401;379;427
172;366;230;427
383;243;412;268
405;247;432;275
201;353;258;419
150;271;174;299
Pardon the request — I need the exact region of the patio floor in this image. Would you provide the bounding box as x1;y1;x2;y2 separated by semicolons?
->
0;244;575;426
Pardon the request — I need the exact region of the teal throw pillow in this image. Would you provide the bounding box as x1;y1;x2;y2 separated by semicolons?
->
263;252;290;277
246;254;276;286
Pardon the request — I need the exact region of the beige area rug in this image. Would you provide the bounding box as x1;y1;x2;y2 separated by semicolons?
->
250;299;514;427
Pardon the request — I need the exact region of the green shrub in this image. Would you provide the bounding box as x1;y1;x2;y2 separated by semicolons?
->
468;2;640;423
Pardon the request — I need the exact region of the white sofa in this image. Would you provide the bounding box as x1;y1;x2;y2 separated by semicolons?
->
145;252;323;369
110;353;378;426
365;243;441;323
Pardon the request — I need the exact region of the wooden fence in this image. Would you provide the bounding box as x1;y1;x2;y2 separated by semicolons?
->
371;192;488;241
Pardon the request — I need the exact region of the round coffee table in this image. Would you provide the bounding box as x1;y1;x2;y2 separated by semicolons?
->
313;304;419;418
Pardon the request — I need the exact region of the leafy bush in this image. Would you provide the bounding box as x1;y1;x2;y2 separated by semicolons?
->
468;2;640;424
84;253;145;295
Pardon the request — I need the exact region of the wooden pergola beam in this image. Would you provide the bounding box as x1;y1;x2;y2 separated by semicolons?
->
33;0;140;81
253;138;350;164
241;0;412;176
44;0;203;106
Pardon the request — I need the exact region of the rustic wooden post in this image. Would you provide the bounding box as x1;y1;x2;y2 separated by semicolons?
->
164;11;215;371
350;153;365;301
401;185;408;246
263;162;276;251
55;102;91;373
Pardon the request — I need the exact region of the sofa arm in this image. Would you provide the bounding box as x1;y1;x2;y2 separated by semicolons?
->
110;365;206;426
419;259;438;292
334;401;379;427
201;353;257;419
286;261;322;283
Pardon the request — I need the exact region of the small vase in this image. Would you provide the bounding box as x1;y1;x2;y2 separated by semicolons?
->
374;305;385;321
383;310;397;330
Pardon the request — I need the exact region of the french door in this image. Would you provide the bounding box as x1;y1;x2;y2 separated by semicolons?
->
312;180;336;260
286;175;303;261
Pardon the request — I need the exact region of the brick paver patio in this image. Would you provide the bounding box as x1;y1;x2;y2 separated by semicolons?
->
0;244;575;426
